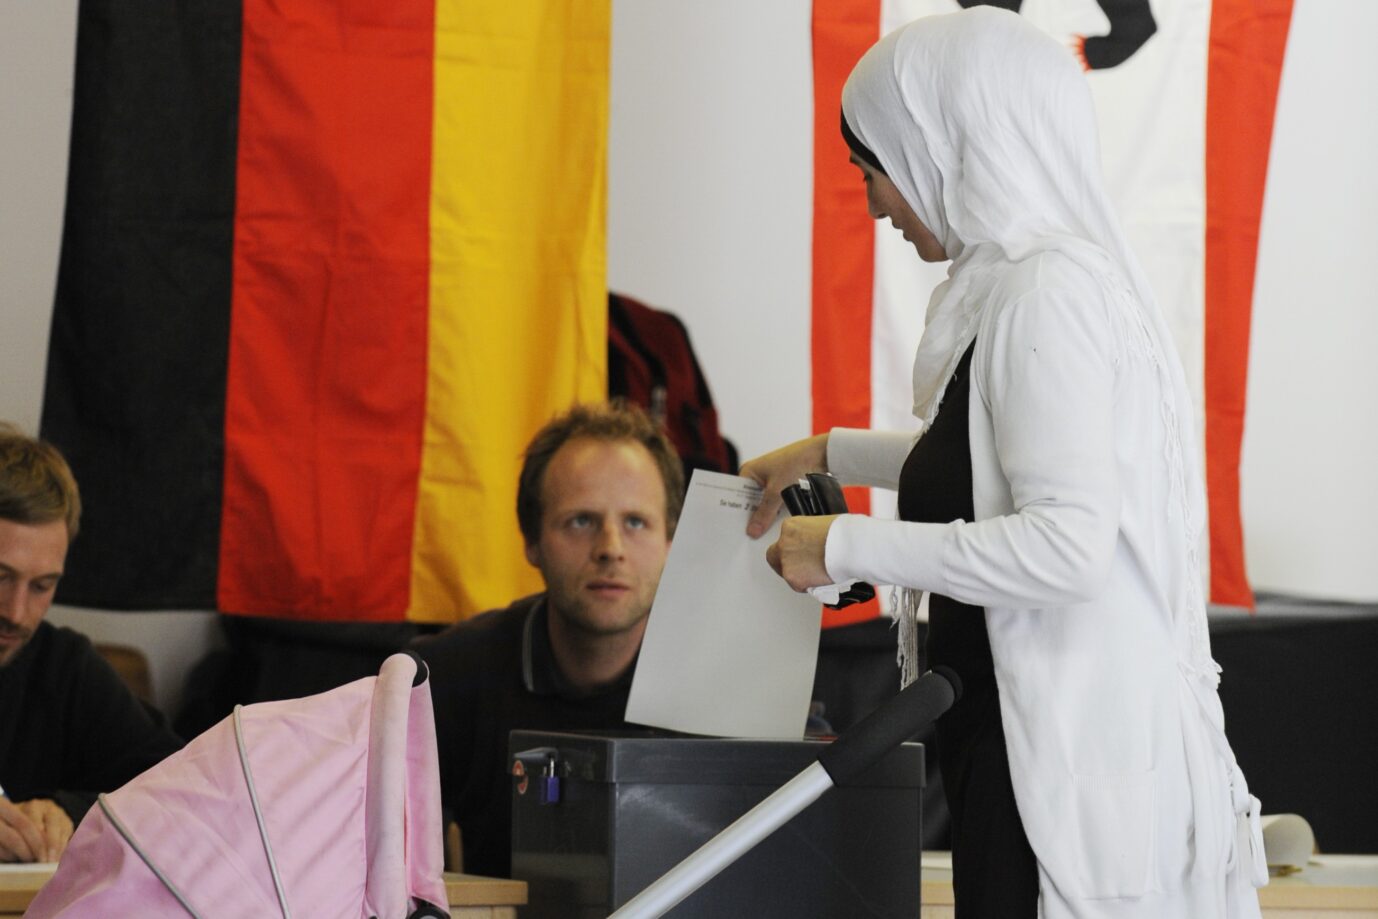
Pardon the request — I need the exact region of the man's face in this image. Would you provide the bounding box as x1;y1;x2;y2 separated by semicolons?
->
0;518;69;668
526;437;671;638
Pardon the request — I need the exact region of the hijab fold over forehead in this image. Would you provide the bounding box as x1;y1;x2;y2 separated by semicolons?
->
840;110;885;176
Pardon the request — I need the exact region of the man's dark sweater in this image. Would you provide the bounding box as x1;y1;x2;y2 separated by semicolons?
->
413;594;635;878
0;622;184;823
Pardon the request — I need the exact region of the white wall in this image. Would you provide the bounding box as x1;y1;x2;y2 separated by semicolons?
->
1;0;76;437
1;0;1374;717
1241;0;1378;601
607;0;814;463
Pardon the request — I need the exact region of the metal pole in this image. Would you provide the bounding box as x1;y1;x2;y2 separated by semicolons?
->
608;761;835;919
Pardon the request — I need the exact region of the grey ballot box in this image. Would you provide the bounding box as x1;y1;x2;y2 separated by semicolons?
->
508;730;925;918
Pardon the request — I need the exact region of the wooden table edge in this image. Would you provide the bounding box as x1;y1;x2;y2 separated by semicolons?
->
445;872;529;906
1259;885;1378;910
0;870;56;912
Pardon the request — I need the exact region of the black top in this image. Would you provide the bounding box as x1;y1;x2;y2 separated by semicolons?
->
412;594;636;878
896;342;1041;915
0;622;184;822
896;342;991;681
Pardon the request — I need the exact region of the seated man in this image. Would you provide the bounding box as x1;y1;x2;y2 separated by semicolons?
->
0;423;183;863
414;402;683;878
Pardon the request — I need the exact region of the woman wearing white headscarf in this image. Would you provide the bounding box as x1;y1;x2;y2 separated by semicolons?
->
741;8;1265;918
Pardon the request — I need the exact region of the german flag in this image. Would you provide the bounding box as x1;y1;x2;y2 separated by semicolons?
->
40;0;609;623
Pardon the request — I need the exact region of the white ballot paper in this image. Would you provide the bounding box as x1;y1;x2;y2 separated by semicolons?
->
626;470;823;738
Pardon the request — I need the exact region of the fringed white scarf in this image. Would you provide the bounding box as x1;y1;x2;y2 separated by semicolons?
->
843;8;1218;688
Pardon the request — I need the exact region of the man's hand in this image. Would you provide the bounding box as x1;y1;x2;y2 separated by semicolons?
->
0;797;73;863
739;433;830;539
765;514;837;592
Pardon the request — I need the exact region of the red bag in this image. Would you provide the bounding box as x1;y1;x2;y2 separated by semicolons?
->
608;292;737;476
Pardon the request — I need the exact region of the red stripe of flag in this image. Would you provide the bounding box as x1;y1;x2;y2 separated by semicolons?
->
219;1;434;618
1204;0;1294;608
813;0;882;627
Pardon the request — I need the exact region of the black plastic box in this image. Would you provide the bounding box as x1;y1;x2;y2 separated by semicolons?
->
508;731;925;918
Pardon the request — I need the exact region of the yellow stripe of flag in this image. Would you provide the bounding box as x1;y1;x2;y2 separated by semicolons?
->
410;0;610;621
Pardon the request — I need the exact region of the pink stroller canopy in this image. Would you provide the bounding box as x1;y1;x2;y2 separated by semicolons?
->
28;652;449;918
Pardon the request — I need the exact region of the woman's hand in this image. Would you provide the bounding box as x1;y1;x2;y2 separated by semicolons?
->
739;433;830;538
766;514;837;592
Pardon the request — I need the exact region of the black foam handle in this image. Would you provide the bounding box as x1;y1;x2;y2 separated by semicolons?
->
781;483;814;517
816;666;962;786
403;649;429;687
805;472;848;514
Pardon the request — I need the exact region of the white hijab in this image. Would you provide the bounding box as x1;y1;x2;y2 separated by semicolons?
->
843;8;1217;682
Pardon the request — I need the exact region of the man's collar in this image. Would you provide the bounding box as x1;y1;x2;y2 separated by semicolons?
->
519;597;553;694
521;596;637;699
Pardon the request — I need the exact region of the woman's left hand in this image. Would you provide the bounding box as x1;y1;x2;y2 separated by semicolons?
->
766;514;839;592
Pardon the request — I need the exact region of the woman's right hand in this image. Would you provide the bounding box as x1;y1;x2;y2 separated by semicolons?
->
739;433;830;539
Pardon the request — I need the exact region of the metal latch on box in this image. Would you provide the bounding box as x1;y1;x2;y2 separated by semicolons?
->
512;747;564;805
